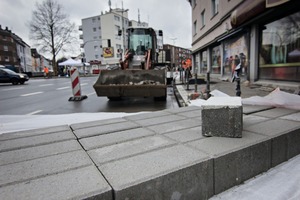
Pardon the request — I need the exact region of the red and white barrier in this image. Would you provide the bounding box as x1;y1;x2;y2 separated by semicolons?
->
68;68;87;101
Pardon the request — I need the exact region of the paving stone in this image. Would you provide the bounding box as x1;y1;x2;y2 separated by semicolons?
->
243;115;270;128
124;110;170;121
176;109;202;119
244;118;300;137
89;135;175;165
71;117;127;130
242;105;274;115
99;144;213;200
0;140;82;166
0;131;76;153
0;166;112;200
0;125;71;141
165;105;200;114
80;128;156;150
73;121;141;139
0;150;92;187
271;134;288;167
134;114;186;126
147;118;201;134
164;126;204;143
253;107;298;118
280;111;300;122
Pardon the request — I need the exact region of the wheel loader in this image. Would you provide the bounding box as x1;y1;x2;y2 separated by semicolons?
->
93;27;167;101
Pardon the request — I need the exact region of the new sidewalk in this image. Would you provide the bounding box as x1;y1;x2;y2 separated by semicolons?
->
0;80;300;199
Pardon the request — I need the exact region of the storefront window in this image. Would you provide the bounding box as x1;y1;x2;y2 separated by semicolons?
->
259;11;300;82
211;45;221;74
200;51;207;73
223;34;249;77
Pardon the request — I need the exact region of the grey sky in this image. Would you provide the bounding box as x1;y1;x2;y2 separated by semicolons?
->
0;0;192;58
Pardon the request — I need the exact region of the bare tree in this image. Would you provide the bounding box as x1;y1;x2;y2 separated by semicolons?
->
29;0;77;75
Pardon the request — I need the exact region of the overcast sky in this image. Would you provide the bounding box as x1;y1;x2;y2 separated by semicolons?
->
0;0;192;58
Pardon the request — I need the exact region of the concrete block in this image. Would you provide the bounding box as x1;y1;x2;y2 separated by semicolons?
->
0;166;112;200
0;125;71;141
201;97;243;138
71;117;127;130
134;114;186;127
80;127;156;150
0;140;82;166
0;131;76;153
89;135;175;165
147;118;201;134
99;144;213;200
73;121;141;139
0;150;92;187
164;127;204;143
244;118;300;137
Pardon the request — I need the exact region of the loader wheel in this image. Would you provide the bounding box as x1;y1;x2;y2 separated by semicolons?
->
107;97;122;101
154;95;167;101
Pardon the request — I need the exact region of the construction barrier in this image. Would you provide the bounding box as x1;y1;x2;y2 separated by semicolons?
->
68;68;87;101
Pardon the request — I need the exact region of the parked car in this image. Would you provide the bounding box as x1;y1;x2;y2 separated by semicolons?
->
0;68;29;85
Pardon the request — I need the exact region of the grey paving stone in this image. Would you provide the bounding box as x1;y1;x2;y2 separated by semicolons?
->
271;134;288;167
243;115;270;128
0;131;76;153
134;114;186;126
124;110;171;121
0;150;92;187
74;121;141;139
253;107;298;118
287;128;300;159
213;141;271;194
71;117;127;130
80;128;156;150
99;144;212;200
176;109;202;119
242;105;274;115
147;118;201;134
164;126;204;143
0;125;71;141
244;118;300;137
165;106;200;114
187;131;268;157
280;111;300;122
0;140;82;166
0;166;112;200
89;135;176;165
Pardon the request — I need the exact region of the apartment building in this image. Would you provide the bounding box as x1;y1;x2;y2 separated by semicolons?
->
79;8;129;66
164;44;192;69
188;0;300;88
0;25;32;72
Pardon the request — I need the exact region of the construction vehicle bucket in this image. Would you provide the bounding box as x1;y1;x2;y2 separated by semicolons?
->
93;70;167;98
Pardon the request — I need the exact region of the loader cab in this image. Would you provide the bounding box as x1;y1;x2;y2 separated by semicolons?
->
127;28;156;56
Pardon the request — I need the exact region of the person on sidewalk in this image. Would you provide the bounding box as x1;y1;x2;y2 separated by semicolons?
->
43;66;49;78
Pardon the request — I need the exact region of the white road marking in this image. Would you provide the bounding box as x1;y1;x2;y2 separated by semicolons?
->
26;110;43;115
21;92;44;97
87;92;96;96
56;86;70;90
2;87;24;91
39;84;53;87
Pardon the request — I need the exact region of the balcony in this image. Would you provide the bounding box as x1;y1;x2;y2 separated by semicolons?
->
79;25;82;31
79;34;83;39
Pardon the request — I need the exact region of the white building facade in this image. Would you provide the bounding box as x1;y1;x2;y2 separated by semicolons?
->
79;8;129;66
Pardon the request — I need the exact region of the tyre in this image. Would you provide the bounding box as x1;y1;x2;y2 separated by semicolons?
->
11;78;19;85
20;81;25;84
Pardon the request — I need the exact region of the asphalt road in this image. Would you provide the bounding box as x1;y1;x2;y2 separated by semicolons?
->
0;76;179;115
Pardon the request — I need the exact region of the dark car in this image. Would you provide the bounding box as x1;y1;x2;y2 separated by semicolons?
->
0;68;29;85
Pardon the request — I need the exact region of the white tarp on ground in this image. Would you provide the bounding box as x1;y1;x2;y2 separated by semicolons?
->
190;88;300;110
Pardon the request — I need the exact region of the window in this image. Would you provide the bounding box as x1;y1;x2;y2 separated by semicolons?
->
201;10;205;27
4;46;8;51
201;51;207;73
3;35;7;40
93;27;97;32
94;46;98;51
259;11;300;81
192;0;197;8
114;15;120;21
211;45;221;74
95;54;99;59
92;18;96;23
5;56;9;62
193;20;197;36
211;0;219;16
